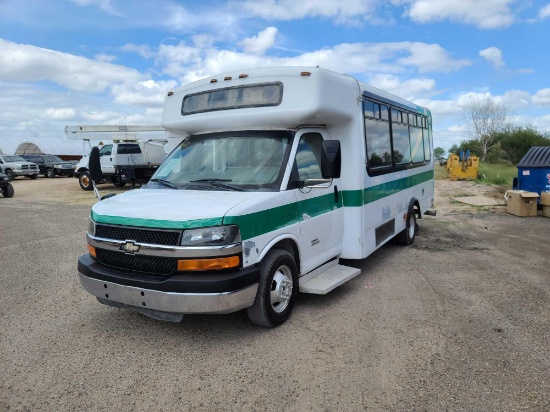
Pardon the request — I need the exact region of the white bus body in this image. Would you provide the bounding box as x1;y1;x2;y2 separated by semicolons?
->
78;67;434;327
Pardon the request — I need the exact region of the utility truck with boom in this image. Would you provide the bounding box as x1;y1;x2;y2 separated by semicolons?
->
65;125;167;190
77;67;435;327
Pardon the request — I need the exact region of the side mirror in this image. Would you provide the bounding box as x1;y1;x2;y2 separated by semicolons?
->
320;140;341;179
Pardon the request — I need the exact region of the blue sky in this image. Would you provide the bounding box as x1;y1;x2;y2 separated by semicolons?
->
1;0;549;154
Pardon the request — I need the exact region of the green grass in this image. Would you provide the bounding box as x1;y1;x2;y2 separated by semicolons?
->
476;162;517;187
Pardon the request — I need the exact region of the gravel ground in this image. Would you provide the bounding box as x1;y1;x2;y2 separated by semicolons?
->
1;177;549;411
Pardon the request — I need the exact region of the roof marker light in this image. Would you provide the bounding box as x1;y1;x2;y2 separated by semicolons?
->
301;72;311;76
167;91;174;96
239;74;248;78
210;79;218;83
224;76;232;81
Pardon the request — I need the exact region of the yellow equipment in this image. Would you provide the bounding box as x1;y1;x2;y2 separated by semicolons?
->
445;150;479;181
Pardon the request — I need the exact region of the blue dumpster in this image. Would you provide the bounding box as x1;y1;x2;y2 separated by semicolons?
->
515;146;550;202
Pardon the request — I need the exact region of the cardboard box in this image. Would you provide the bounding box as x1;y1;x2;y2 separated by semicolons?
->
541;192;550;206
506;190;539;217
542;206;550;218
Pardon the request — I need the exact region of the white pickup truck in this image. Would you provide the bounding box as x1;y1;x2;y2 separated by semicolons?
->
74;142;166;190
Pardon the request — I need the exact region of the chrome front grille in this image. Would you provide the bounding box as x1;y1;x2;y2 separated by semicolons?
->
22;165;38;171
95;224;182;246
96;249;177;276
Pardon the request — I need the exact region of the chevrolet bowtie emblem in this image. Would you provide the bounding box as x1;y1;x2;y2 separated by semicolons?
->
120;241;140;254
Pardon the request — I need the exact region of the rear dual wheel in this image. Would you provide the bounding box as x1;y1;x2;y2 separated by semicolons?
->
247;249;298;328
397;207;418;245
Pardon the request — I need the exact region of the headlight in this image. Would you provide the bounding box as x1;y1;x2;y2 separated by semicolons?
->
14;166;21;170
54;164;62;168
88;219;96;236
181;225;241;246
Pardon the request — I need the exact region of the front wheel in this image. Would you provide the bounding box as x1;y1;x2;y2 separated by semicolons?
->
5;169;14;181
247;249;298;328
79;171;93;191
45;169;55;178
397;208;417;245
2;183;14;198
30;174;38;180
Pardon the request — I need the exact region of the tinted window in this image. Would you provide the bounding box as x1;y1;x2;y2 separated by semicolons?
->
365;118;392;168
410;127;425;163
117;144;141;154
423;128;431;161
392;123;411;164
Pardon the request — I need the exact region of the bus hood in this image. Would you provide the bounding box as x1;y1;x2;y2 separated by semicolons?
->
90;188;257;229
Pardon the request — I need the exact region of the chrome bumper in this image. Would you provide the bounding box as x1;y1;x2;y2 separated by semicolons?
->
78;272;258;315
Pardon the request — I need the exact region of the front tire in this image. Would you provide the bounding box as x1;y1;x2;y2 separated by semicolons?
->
5;169;14;181
45;169;55;178
30;174;38;180
2;183;14;198
247;249;298;328
79;171;93;191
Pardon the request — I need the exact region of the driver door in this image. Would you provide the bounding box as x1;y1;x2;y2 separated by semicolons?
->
98;144;115;174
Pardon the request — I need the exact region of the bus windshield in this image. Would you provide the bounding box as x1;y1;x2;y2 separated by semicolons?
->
151;131;292;191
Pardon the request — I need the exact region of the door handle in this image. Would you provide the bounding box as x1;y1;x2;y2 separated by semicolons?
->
334;185;339;204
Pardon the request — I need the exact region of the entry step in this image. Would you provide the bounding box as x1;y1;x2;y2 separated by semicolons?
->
299;262;361;295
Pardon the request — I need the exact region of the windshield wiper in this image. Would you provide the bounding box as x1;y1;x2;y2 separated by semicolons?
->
189;178;246;191
150;178;180;189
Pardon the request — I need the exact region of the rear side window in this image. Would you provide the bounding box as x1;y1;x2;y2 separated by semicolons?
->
117;144;141;154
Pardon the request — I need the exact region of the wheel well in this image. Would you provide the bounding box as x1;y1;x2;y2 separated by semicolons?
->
413;200;421;219
271;238;301;274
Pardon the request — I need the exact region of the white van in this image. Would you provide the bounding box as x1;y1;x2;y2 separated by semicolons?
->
78;67;434;327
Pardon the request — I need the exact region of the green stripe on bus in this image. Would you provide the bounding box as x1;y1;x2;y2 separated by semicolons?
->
224;191;342;239
90;170;431;235
342;170;433;207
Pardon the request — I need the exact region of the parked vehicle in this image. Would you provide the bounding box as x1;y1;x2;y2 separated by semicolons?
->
73;142;166;190
78;66;435;327
0;155;39;181
0;172;14;197
21;154;75;177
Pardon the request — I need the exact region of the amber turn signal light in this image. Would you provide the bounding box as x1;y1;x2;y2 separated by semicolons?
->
177;256;240;271
87;244;97;258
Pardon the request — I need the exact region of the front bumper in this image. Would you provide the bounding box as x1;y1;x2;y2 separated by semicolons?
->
13;170;38;176
78;254;259;315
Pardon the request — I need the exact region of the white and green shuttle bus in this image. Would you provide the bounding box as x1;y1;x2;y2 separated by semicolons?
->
78;66;434;327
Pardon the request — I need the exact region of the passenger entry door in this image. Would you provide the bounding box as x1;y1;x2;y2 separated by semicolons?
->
292;130;343;274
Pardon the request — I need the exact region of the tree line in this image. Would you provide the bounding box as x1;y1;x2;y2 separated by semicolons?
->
435;96;550;165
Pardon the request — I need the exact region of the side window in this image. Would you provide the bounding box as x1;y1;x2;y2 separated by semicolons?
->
99;145;112;156
296;133;323;180
364;100;391;168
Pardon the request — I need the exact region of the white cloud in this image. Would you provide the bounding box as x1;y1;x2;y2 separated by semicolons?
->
111;79;178;106
122;44;155;59
240;27;278;55
157;40;470;84
366;74;436;101
0;39;142;93
538;4;550;19
404;0;517;29
533;88;550;107
70;0;120;15
479;47;505;68
94;53;117;63
239;0;380;26
45;108;76;120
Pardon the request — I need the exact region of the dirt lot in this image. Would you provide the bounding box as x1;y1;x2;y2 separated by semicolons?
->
1;176;549;411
